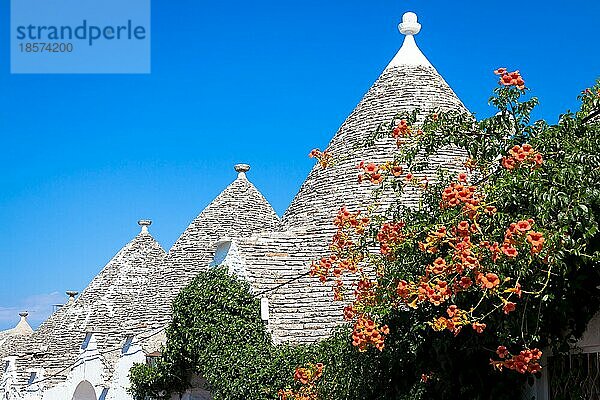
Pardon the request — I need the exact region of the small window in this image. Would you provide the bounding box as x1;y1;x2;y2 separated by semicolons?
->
81;333;92;350
27;371;37;385
210;240;231;267
2;360;9;374
122;335;134;354
99;388;109;400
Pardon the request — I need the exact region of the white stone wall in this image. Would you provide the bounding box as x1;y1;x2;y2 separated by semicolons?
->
1;332;165;400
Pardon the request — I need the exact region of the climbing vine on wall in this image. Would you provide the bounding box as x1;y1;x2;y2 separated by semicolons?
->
129;267;448;400
130;74;600;400
292;71;600;398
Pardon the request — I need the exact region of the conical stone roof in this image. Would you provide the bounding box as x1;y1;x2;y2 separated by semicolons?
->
283;13;467;230
0;313;33;349
5;226;166;389
135;165;282;328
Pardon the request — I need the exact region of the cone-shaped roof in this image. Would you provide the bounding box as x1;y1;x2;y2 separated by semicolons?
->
13;313;33;334
0;313;33;349
135;165;281;328
283;12;467;230
4;226;166;388
74;226;166;331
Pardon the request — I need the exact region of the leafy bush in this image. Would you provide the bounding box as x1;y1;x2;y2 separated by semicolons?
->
130;76;600;400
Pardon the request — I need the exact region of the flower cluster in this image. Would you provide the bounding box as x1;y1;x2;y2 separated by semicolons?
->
353;278;377;306
310;256;336;283
419;226;447;254
356;161;431;194
491;347;542;374
429;305;470;335
310;207;369;299
501;144;543;171
393;119;411;137
278;363;324;400
357;161;408;185
377;222;406;257
422;280;451;305
357;162;384;184
294;363;324;385
352;316;390;351
440;181;480;213
332;207;370;234
498;219;545;257
494;68;525;90
308;148;333;168
391;119;424;146
476;272;500;290
391;119;418;146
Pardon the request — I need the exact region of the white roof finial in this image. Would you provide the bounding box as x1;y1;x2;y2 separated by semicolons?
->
138;219;152;234
385;12;433;69
234;164;250;180
399;12;421;36
66;291;78;304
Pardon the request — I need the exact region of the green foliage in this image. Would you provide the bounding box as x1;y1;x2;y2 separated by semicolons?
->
360;79;600;399
129;267;286;400
128;267;447;400
130;79;600;400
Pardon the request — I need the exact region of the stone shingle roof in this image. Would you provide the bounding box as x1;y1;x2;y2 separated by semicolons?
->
132;167;282;329
0;313;33;349
282;63;466;230
3;229;166;388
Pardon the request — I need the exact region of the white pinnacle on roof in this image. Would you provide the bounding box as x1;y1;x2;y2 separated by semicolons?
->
386;12;433;69
65;290;78;304
235;163;251;180
283;10;466;230
138;219;152;234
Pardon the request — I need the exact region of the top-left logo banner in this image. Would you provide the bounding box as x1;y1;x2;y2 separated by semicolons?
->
11;0;151;74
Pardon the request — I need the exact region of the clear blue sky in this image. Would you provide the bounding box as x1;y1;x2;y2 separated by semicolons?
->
1;0;599;330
